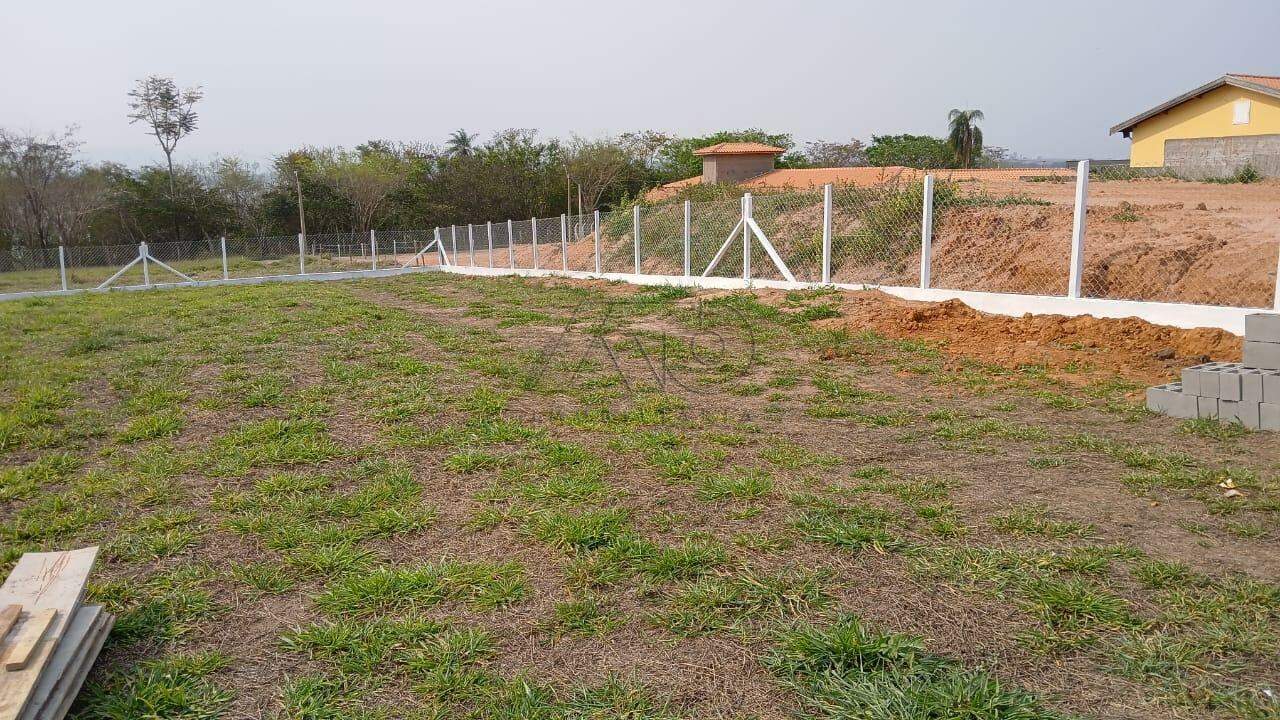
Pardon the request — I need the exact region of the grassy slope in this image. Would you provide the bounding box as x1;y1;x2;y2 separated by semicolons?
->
0;274;1276;720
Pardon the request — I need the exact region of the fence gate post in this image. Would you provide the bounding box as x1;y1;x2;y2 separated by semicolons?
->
140;242;151;287
371;230;378;271
560;213;568;272
1067;159;1089;298
742;194;752;282
58;245;68;291
507;220;515;269
220;236;229;280
683;200;692;278
919;175;934;289
821;184;833;284
633;205;641;275
297;233;306;275
593;210;601;274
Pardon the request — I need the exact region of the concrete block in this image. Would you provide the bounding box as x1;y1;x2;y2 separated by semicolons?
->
1219;370;1243;401
1237;401;1262;430
1243;340;1280;371
1246;312;1280;343
1197;396;1219;419
1200;367;1222;398
1146;383;1197;418
1261;402;1280;431
1264;371;1280;403
1180;366;1202;396
1219;399;1241;424
1241;369;1265;403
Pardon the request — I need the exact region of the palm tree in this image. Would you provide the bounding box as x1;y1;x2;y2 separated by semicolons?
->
947;109;985;168
445;129;477;158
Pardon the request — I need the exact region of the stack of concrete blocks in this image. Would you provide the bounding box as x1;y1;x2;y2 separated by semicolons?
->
1146;313;1280;430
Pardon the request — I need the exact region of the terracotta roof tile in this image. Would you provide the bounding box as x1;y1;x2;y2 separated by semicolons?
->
693;142;785;156
1229;74;1280;91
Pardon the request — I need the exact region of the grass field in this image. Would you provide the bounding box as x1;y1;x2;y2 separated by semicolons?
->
1;273;1277;720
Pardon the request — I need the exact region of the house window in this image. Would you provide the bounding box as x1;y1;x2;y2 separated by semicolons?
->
1234;99;1251;125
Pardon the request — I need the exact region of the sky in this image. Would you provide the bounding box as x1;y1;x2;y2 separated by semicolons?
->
5;0;1279;169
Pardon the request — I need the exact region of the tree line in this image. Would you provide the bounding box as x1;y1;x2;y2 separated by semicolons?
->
0;74;998;252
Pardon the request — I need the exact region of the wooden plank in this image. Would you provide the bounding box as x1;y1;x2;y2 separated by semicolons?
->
2;610;56;671
19;607;100;720
42;613;112;720
0;547;98;720
0;607;19;644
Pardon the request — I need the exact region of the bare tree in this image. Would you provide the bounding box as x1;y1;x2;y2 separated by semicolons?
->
210;157;268;235
565;135;650;212
803;139;867;167
127;75;203;241
0;128;93;260
317;149;405;234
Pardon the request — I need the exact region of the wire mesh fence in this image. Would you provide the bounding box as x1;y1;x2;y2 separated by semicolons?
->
1079;163;1278;308
927;178;1072;296
2;164;1276;315
0;246;66;293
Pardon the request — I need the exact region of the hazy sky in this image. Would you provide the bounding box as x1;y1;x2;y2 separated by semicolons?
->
5;0;1278;168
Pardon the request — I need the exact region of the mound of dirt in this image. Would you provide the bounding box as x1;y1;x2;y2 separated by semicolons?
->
772;289;1240;385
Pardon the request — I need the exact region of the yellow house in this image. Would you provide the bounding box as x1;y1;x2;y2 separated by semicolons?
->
1110;73;1280;175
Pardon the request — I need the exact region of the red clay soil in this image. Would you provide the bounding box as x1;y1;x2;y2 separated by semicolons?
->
762;288;1242;386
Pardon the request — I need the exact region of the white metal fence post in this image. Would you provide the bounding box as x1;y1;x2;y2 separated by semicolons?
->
507;220;515;268
220;236;229;280
486;221;494;268
140;242;151;287
683;200;691;278
434;227;444;266
467;224;475;267
297;233;306;275
58;245;68;291
742;193;752;282
633;205;641;275
560;213;568;271
450;225;458;263
919;174;935;289
532;217;540;269
593;210;601;274
1067;159;1090;298
821;184;833;284
371;230;378;271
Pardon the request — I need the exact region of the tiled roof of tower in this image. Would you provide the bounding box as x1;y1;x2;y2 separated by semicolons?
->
693;142;786;156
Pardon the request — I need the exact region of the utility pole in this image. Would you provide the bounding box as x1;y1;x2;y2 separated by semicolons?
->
294;170;307;242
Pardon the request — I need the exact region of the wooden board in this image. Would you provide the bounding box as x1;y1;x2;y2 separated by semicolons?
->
0;608;19;645
18;606;100;720
41;613;112;720
0;548;98;720
2;610;55;671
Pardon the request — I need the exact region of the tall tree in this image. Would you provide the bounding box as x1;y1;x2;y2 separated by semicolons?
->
947;109;985;168
445;129;477;158
0;127;105;259
565;136;648;212
127;75;204;241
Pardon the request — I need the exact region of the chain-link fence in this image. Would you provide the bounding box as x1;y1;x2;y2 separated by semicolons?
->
1080;164;1278;308
2;165;1277;315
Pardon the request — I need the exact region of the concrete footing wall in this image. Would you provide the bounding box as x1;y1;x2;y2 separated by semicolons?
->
1165;134;1280;178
